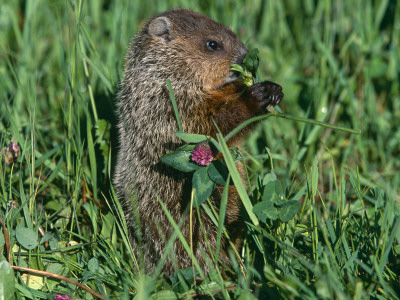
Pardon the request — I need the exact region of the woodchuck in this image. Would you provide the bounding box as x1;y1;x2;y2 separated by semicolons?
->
114;9;283;275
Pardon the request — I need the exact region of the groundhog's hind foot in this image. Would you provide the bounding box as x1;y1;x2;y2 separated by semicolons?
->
246;81;284;113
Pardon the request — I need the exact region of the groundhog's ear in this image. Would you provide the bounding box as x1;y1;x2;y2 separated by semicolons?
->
148;17;171;42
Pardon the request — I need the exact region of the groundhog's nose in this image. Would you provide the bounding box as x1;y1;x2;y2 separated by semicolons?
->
235;53;247;66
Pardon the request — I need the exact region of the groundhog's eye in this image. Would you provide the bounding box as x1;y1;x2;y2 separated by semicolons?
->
206;40;221;51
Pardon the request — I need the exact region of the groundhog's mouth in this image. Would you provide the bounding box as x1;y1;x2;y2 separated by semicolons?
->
217;71;241;88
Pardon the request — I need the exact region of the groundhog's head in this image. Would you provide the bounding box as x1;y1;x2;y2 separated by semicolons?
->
136;9;248;92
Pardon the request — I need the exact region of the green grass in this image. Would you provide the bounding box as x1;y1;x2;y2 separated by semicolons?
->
0;0;399;299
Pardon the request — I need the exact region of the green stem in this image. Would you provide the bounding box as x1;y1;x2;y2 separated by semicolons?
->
224;107;361;142
167;79;183;132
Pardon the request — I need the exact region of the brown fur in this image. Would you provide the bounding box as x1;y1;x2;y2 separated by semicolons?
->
114;9;283;275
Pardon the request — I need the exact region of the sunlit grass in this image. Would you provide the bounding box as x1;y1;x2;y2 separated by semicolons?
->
0;0;399;298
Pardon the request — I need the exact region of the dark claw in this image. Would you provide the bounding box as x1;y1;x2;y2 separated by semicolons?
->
246;81;284;113
264;81;283;106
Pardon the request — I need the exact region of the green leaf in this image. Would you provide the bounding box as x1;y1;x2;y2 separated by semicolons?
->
96;119;111;158
215;176;230;264
170;267;199;293
156;197;205;279
238;291;257;300
87;117;97;200
96;118;108;134
44;199;63;211
192;166;215;207
368;57;387;78
15;227;38;250
46;263;64;290
39;232;53;245
253;201;277;222
149;290;179;300
229;146;241;163
231;64;244;73
0;260;15;300
207;159;230;184
216;132;259;226
49;238;60;250
312;157;318;198
231;49;259;87
262;180;282;203
243;48;259;75
83;202;98;236
209;138;222;153
260;180;299;222
167;79;182;132
175;144;196;151
17;258;27;269
262;171;277;185
101;212;116;243
174;131;210;143
277;200;301;222
46;263;63;275
88;257;99;272
0;231;4;248
160;150;200;172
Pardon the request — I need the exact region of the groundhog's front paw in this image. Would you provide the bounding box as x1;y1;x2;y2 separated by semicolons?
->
246;81;284;113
